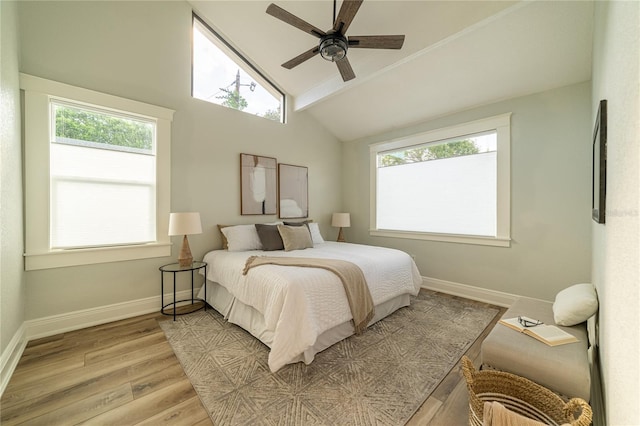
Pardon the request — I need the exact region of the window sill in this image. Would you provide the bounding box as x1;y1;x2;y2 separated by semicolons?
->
369;229;511;247
24;243;172;271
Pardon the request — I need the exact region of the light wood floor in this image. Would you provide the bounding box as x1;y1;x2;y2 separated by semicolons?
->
1;295;505;425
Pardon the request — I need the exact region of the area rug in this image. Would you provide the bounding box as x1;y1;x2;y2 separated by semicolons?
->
160;291;499;426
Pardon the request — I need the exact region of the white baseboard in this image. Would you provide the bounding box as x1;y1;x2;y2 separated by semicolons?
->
1;288;198;398
0;324;27;396
421;276;519;308
25;289;198;340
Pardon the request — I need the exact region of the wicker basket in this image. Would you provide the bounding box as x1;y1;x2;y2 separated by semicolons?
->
461;356;592;426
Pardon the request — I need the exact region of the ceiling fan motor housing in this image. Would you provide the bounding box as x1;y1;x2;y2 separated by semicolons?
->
319;32;348;62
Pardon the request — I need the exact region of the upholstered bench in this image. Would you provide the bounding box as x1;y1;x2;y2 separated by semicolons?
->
481;296;592;401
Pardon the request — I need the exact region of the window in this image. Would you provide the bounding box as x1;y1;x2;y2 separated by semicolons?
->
21;73;174;270
370;114;511;247
192;14;285;123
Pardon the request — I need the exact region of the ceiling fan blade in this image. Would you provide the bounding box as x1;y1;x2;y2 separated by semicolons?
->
266;3;326;38
348;35;405;49
282;46;320;69
336;57;356;82
333;0;363;34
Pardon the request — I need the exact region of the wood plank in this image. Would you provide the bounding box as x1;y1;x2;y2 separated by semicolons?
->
84;331;166;365
17;339;82;367
427;376;472;425
24;332;64;348
0;365;131;423
17;318;161;370
68;318;160;347
21;337;67;356
9;383;134;426
407;395;442;425
192;418;216;426
5;355;85;388
77;378;196;425
126;351;182;382
133;395;211;426
67;312;163;337
130;363;187;399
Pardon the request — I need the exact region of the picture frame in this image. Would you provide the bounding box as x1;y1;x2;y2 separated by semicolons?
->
592;99;607;224
278;163;308;219
240;153;277;215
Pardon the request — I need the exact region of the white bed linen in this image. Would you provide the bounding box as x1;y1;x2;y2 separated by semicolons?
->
199;242;422;372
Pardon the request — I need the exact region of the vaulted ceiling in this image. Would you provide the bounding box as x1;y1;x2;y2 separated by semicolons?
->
190;1;594;142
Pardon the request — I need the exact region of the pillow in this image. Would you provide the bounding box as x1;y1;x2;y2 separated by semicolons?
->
277;224;313;251
221;224;263;252
217;224;230;249
255;224;284;251
283;220;311;227
553;283;599;326
307;222;325;244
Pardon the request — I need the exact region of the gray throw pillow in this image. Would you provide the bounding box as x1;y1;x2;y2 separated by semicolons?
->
255;224;284;251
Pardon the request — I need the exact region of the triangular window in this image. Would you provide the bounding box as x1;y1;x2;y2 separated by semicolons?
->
192;14;285;123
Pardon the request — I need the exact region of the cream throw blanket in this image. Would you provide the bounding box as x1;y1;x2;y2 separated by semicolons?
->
243;256;375;334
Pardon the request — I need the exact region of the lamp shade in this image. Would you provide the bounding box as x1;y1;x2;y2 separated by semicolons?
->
168;212;202;236
331;213;351;228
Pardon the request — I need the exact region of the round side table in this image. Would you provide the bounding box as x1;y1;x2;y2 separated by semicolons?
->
159;261;207;321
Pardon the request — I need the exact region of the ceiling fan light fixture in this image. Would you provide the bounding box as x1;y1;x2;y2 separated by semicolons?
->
319;34;348;62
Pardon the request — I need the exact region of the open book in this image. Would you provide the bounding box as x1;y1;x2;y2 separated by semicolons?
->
499;317;579;347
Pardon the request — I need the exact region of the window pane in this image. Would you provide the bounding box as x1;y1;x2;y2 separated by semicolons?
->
192;17;283;122
51;105;157;249
376;133;497;237
54;103;153;153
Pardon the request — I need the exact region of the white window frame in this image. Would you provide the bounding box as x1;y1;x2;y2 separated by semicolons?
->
21;73;174;270
369;113;511;247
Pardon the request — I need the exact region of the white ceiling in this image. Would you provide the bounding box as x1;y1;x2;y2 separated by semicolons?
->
190;0;594;142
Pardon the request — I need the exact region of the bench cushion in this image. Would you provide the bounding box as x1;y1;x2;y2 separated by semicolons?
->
481;297;590;400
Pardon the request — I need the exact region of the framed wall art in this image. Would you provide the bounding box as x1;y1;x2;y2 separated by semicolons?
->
278;163;308;219
240;153;277;215
592;99;607;224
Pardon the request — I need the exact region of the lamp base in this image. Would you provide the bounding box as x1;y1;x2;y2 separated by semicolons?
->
178;235;193;267
337;227;346;243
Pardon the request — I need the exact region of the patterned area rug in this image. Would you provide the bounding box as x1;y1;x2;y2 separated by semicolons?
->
160;291;499;426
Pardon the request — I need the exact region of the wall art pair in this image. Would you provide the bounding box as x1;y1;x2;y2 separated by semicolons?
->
240;153;308;219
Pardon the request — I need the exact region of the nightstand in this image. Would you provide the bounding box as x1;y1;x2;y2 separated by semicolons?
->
159;261;207;320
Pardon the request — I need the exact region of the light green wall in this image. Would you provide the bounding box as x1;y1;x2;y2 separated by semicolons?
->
591;1;639;423
343;81;592;301
1;0;26;357
18;1;342;319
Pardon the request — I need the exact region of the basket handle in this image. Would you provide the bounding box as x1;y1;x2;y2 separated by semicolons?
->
564;398;593;426
461;355;477;386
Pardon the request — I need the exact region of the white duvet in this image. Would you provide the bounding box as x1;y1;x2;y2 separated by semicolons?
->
200;242;422;371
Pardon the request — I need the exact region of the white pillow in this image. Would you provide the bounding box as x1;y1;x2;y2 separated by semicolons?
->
221;224;263;252
553;283;598;326
307;222;325;244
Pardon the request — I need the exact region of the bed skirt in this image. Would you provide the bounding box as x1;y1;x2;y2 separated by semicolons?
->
197;279;411;367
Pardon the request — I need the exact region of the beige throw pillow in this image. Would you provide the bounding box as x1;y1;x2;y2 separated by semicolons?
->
277;224;313;251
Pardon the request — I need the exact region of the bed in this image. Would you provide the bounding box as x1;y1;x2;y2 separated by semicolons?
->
196;224;422;372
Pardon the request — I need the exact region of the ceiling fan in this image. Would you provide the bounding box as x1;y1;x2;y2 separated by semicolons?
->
266;0;405;82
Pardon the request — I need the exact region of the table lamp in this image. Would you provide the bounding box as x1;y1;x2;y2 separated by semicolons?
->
332;212;351;242
168;212;202;267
